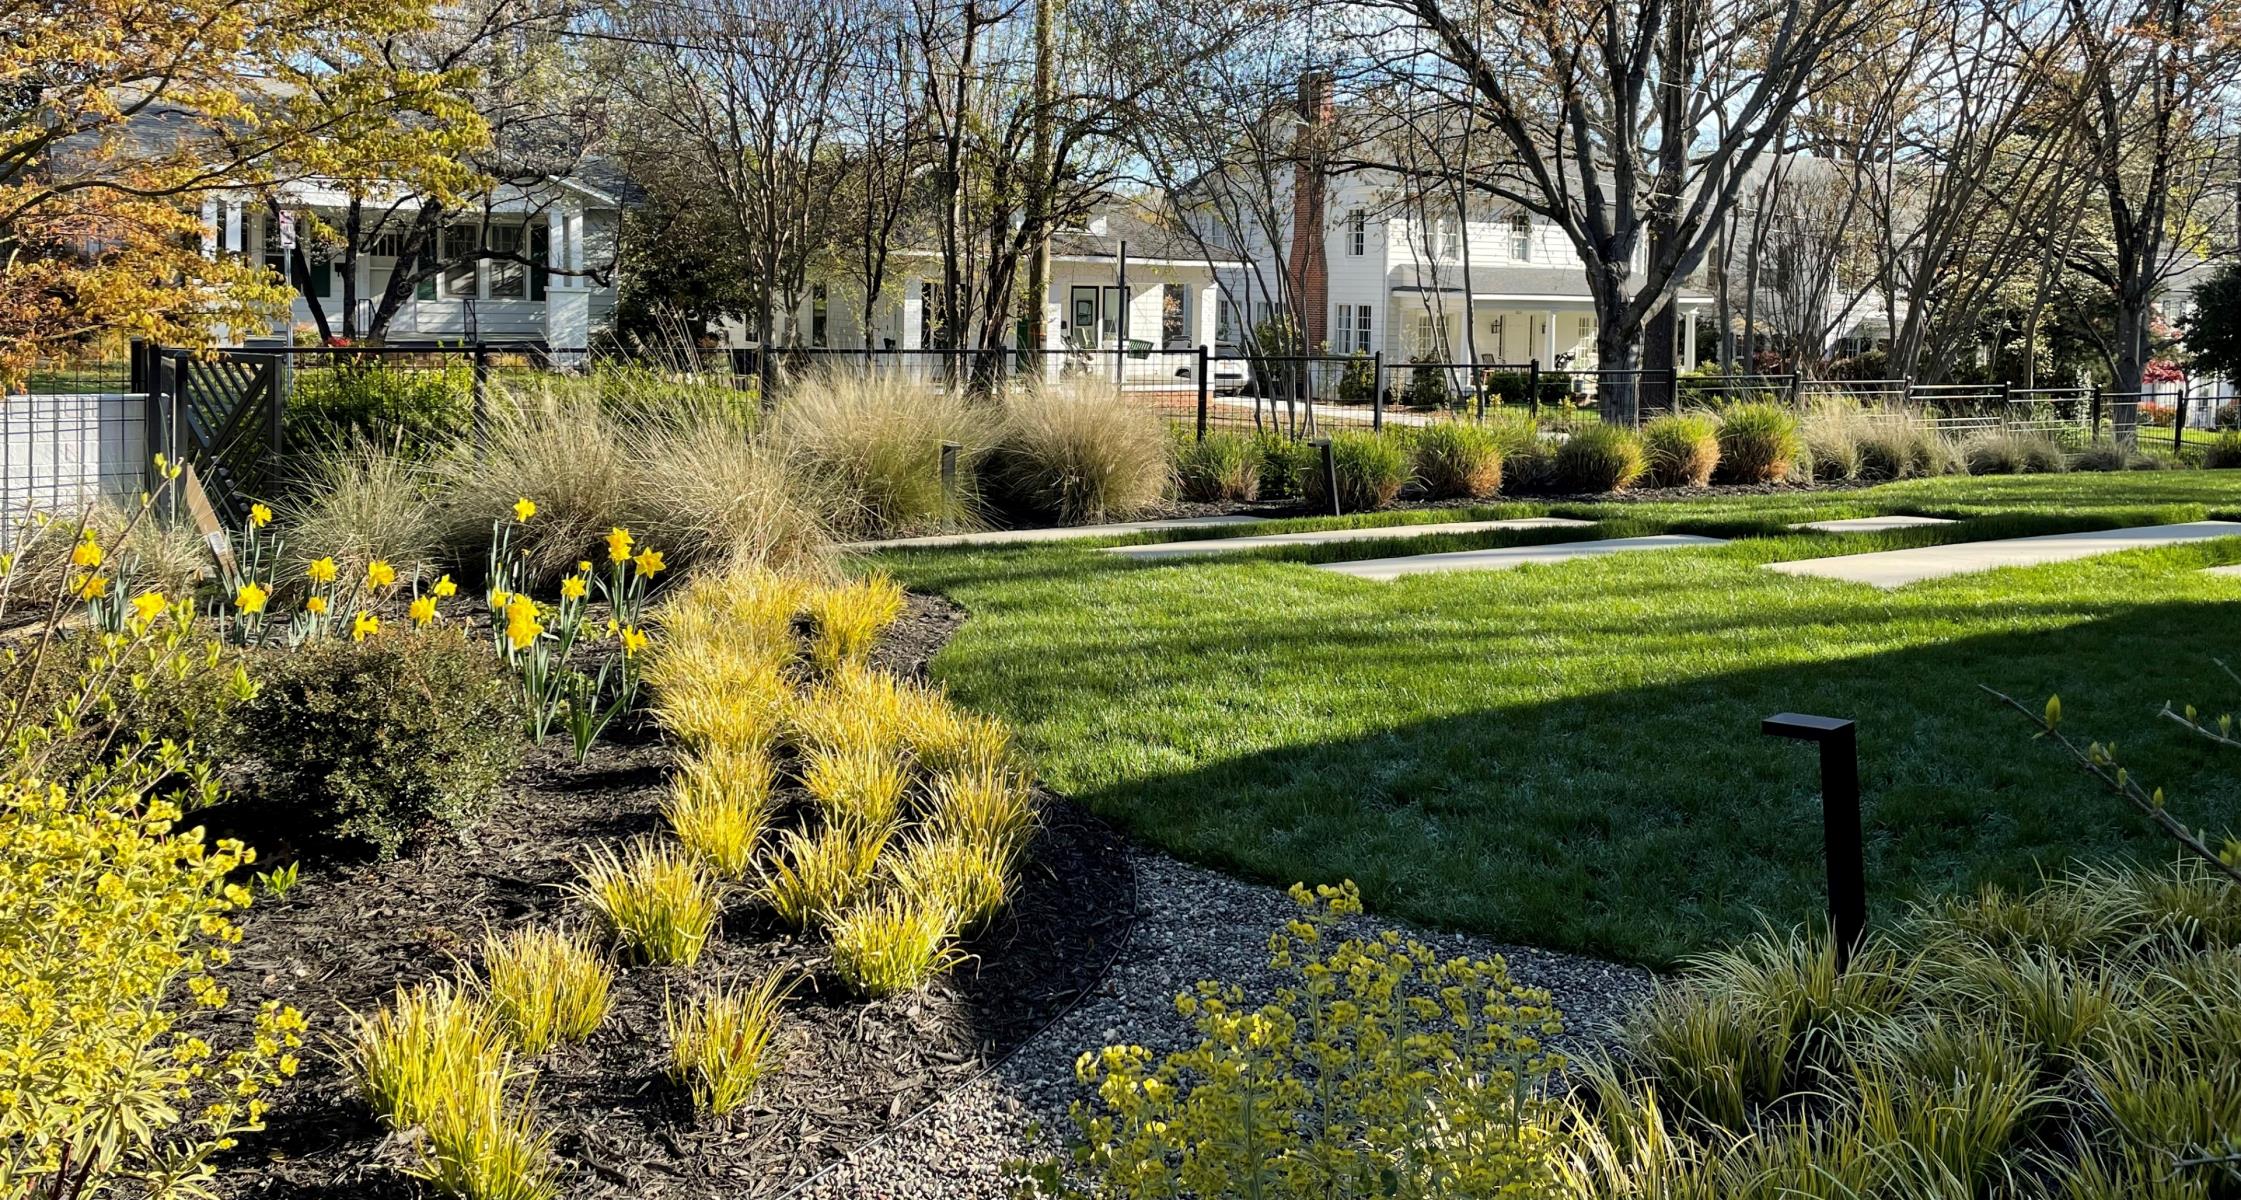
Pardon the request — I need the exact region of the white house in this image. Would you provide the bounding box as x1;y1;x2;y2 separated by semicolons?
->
198;174;623;354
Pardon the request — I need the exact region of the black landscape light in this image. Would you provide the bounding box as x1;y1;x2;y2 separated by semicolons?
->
1761;712;1867;971
1311;438;1341;517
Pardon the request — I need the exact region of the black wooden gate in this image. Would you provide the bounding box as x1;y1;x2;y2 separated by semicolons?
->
131;343;284;524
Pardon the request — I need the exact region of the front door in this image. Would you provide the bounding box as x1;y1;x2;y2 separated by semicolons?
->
1069;287;1099;348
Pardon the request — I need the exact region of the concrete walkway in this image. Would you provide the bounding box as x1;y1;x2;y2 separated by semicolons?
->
2205;564;2241;578
844;515;1267;551
1790;516;1957;534
1104;517;1594;560
1319;534;1725;581
1768;521;2241;588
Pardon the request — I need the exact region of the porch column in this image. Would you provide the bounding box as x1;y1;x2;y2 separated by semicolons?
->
547;207;567;286
1544;309;1558;366
200;198;220;258
1683;308;1698;368
566;209;585;274
542;202;590;365
223;201;243;255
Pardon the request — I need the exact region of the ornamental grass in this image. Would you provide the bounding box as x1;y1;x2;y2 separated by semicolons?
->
412;1068;561;1200
803;744;910;829
801;571;906;673
830;894;964;998
572;839;723;967
925;760;1038;852
758;823;890;933
348;978;516;1131
480;926;613;1055
664;745;776;879
789;664;911;759
665;972;792;1117
888;833;1014;933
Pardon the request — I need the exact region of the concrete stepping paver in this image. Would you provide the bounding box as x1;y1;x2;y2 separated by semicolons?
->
2204;564;2241;578
1767;521;2241;588
1105;517;1595;560
844;515;1267;551
1790;516;1957;534
1318;534;1725;581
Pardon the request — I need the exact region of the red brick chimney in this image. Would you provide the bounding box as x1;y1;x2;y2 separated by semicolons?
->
1287;71;1332;352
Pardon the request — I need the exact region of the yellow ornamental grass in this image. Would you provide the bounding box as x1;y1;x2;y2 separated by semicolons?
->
665;746;776;879
481;926;613;1055
651;668;793;757
665;972;792;1117
789;664;910;759
413;1066;561;1200
572;840;723;967
0;778;305;1196
802;572;906;673
759;823;891;933
347;977;515;1131
927;761;1039;854
830;894;965;998
803;745;909;829
889;834;1014;933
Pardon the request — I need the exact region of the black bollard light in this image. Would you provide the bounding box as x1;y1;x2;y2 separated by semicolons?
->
1762;712;1867;971
1312;437;1341;517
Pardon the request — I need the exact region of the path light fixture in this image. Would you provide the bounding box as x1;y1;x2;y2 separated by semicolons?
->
1761;712;1867;971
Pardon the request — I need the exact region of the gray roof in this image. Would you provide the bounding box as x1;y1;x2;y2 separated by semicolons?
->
1050;209;1244;264
1389;264;1710;302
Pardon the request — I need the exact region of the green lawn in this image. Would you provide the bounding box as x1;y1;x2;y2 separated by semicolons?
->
880;472;2241;966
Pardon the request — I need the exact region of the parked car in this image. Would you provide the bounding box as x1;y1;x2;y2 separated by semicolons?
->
1159;338;1253;394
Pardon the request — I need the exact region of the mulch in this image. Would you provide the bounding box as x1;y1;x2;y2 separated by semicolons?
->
207;593;1135;1199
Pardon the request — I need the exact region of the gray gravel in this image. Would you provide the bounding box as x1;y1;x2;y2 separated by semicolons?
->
789;849;1656;1200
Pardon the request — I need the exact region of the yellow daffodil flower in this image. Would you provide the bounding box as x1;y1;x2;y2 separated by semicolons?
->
561;575;587;600
307;557;338;583
506;610;543;650
70;533;103;570
351;611;379;641
249;503;273;528
513;497;538;523
235;582;269;615
306;595;329;615
488;588;510;611
408;595;438;626
621;626;650;657
76;574;108;600
130;591;168;625
365;560;396;590
632;548;666;578
606;527;634;562
433;574;458;598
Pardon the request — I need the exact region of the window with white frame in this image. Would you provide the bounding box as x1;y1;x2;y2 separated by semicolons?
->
487;223;527;299
1432;217;1460;261
1334;303;1372;355
1412;313;1445;359
811;283;829;346
1509;213;1531;261
1346;209;1366;257
442;224;480;299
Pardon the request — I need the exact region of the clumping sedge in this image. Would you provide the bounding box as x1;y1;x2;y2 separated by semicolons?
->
480;925;614;1055
830;893;964;998
665;972;793;1116
571;839;723;966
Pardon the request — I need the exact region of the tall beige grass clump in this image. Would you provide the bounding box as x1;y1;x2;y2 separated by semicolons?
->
626;414;832;576
277;441;445;576
432;385;636;578
773;369;987;538
989;381;1171;525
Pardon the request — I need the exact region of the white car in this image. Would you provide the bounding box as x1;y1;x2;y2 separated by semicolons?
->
1162;339;1253;394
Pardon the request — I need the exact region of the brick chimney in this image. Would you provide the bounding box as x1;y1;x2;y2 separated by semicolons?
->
1286;71;1333;352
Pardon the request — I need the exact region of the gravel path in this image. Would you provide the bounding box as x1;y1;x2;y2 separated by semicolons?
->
790;849;1656;1200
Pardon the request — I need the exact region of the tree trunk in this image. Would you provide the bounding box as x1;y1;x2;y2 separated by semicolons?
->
1596;315;1644;426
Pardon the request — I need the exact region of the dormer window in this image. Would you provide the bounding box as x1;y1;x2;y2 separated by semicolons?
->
1509;213;1531;261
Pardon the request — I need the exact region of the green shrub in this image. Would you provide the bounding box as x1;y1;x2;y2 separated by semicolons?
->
2202;431;2241;469
235;628;523;857
1963;429;2067;475
1334;353;1376;402
989;382;1171;524
1029;883;1566;1199
1401;361;1456;409
287;359;472;457
1714;403;1802;483
1302;430;1408;511
1641;414;1721;487
1251;431;1317;499
1173;432;1261;502
1554;424;1647;493
1410;422;1504;499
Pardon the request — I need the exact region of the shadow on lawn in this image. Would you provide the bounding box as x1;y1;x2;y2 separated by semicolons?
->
1005;601;2241;968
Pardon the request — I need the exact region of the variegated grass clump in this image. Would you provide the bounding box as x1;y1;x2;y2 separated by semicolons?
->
664;746;775;879
830;894;965;998
480;926;613;1055
412;1069;562;1200
572;839;723;966
898;684;1018;779
889;834;1014;933
348;978;516;1131
803;745;909;828
926;760;1038;851
759;822;891;932
789;664;910;759
665;972;792;1116
802;571;906;673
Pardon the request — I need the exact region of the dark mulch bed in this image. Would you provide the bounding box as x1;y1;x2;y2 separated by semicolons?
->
208;594;1132;1199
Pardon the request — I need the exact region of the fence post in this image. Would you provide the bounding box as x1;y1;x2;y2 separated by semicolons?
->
2090;384;2103;438
1475;365;1488;423
1762;712;1868;972
1196;344;1210;443
471;343;490;446
940;440;959;503
2175;391;2188;455
268;350;287;457
1371;350;1385;432
1313;438;1341;517
1528;360;1541;421
1787;373;1803;410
